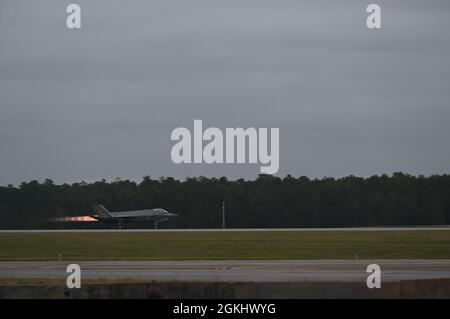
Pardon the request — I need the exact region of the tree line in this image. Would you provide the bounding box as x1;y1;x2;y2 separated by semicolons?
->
0;172;449;229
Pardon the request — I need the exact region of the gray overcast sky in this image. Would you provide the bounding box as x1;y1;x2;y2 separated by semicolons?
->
1;0;450;185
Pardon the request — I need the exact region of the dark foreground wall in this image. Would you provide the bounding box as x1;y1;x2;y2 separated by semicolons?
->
1;279;450;299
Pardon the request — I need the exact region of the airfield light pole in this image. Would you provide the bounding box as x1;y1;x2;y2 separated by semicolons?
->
222;200;226;229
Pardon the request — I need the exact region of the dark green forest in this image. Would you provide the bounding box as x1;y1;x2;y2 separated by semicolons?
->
0;173;449;229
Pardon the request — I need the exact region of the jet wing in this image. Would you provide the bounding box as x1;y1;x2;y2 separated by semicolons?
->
111;209;160;218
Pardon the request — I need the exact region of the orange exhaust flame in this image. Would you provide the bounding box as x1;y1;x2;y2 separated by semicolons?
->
50;216;98;222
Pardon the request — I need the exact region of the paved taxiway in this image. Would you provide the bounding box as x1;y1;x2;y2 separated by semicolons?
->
1;260;449;283
1;226;450;233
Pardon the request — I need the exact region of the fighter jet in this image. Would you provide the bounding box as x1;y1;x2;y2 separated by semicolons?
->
91;204;177;229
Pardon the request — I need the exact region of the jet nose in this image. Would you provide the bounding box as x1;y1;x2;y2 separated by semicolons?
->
167;212;178;217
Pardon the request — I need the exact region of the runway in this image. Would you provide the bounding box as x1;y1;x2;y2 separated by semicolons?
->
1;226;450;233
1;260;450;283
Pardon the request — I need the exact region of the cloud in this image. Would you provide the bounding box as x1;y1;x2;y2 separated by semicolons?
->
0;0;449;184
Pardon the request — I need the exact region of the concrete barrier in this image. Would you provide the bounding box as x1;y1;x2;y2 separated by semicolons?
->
1;279;449;299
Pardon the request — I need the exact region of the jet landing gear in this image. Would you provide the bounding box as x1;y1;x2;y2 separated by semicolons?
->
118;221;123;230
153;218;168;229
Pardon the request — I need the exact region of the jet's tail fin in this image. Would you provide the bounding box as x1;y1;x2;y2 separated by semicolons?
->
92;204;113;218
